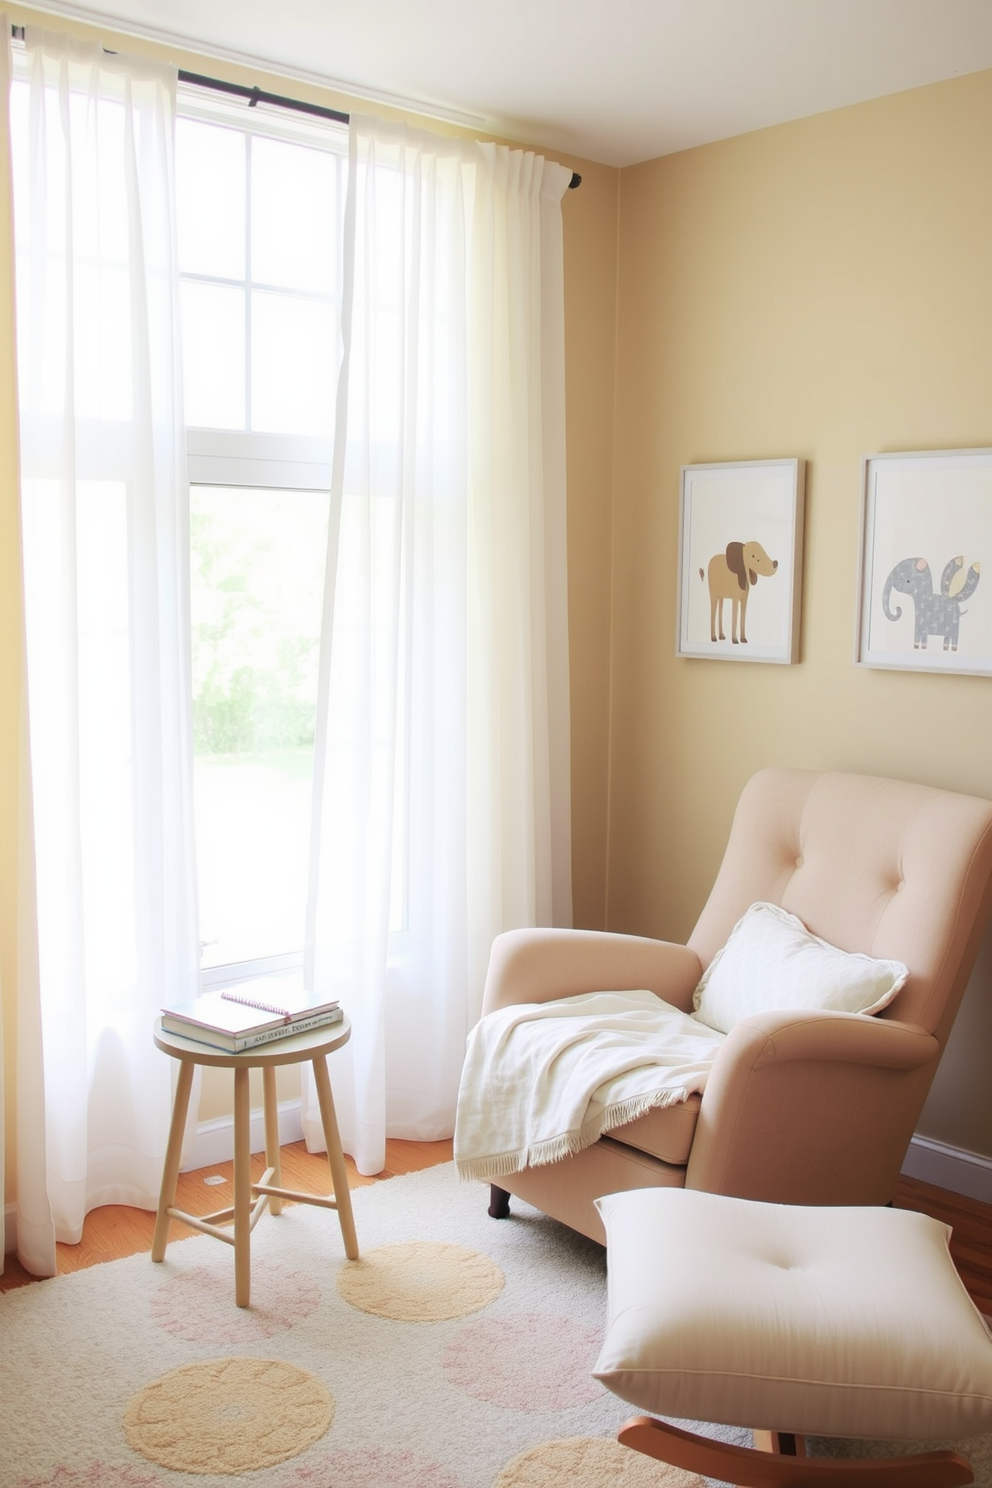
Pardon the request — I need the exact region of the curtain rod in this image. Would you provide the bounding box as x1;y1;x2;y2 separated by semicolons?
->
179;69;581;190
8;27;581;188
178;68;349;126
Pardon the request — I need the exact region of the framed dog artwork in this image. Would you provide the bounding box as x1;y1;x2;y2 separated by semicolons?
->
855;449;991;676
676;458;806;664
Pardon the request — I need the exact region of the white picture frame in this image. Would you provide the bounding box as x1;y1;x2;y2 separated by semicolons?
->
855;449;992;676
676;458;805;664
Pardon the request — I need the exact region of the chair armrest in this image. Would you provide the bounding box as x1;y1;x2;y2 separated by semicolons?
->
723;1009;939;1072
481;928;703;1016
686;1010;941;1205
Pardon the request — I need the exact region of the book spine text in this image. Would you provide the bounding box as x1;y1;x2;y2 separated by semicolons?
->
234;1009;343;1050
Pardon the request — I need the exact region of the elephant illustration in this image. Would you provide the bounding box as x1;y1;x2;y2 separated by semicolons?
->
699;540;778;644
881;555;981;651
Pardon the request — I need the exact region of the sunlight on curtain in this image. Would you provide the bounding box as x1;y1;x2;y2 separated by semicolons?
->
303;116;572;1176
9;29;198;1263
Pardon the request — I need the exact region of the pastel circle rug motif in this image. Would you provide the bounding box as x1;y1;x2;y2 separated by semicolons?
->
150;1262;322;1344
275;1445;468;1487
493;1436;708;1487
335;1240;504;1321
443;1313;604;1410
15;1468;164;1488
123;1358;333;1475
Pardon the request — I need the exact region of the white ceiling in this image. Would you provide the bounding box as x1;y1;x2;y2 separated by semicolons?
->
23;0;992;167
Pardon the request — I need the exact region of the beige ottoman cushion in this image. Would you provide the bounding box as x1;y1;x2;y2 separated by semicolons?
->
593;1187;992;1442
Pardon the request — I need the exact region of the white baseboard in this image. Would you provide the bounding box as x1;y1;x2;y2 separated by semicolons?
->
190;1121;992;1200
901;1134;992;1203
4;1123;986;1259
180;1097;305;1173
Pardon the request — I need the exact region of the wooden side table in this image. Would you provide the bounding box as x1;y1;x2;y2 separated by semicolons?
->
152;1016;359;1307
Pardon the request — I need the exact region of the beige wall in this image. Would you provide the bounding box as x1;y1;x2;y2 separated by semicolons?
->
608;70;992;1157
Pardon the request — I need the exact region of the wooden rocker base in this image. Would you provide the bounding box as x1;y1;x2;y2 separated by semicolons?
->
617;1416;974;1488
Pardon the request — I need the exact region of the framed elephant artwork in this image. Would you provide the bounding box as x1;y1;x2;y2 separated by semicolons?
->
856;449;992;676
676;458;806;663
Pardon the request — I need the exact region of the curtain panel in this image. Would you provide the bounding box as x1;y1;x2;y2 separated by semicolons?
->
1;55;573;1267
7;28;198;1268
303;115;573;1176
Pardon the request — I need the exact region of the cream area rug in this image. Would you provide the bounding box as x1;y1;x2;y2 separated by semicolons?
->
3;1162;992;1488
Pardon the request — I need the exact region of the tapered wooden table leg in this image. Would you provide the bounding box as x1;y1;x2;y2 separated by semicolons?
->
312;1054;359;1259
233;1066;252;1307
152;1058;194;1262
262;1065;283;1216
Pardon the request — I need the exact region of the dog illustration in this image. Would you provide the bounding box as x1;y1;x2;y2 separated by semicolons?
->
699;540;778;644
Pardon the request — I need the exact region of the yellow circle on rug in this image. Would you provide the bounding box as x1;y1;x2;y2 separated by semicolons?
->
494;1436;707;1487
123;1357;333;1475
336;1240;504;1321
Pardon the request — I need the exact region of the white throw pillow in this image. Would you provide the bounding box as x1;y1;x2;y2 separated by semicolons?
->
692;900;908;1034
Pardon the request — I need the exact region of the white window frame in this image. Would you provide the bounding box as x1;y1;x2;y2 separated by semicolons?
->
178;87;345;989
187;431;333;493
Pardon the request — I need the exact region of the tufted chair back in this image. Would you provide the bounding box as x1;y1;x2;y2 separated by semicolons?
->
688;768;992;1049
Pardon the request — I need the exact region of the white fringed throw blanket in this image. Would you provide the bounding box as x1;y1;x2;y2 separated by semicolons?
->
454;989;725;1182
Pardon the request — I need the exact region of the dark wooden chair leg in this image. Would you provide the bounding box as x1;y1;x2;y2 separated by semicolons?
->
488;1184;511;1218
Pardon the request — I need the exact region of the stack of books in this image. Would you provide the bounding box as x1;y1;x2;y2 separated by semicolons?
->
161;974;342;1052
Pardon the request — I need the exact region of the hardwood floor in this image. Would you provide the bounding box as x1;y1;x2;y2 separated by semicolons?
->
893;1174;992;1314
3;1147;990;1315
0;1136;453;1292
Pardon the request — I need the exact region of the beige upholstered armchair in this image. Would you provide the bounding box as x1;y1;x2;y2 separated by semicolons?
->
481;768;992;1241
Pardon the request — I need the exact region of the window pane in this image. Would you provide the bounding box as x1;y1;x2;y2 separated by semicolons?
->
251;136;339;293
180;280;246;429
251;289;336;436
176;118;245;280
189;485;329;968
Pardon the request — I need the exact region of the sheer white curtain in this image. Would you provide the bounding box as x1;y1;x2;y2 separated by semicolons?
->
303;116;572;1176
7;28;198;1270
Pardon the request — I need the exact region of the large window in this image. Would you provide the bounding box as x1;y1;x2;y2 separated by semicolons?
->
176;92;347;983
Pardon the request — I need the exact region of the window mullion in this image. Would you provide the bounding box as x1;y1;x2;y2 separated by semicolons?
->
244;129;252;433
